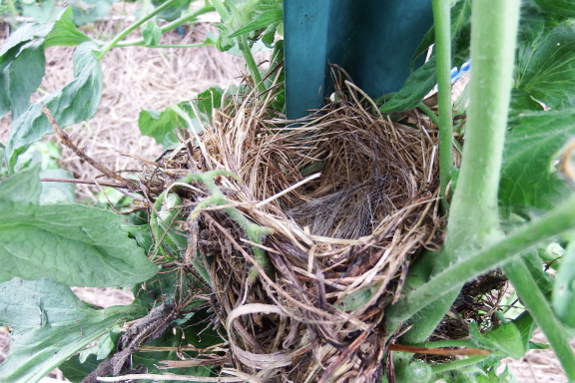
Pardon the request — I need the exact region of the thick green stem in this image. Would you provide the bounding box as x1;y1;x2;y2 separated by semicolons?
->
432;0;453;201
399;0;521;344
431;356;488;375
418;102;440;127
445;0;520;258
96;0;183;59
210;0;230;21
387;192;575;327
237;34;265;94
6;0;18;27
503;258;575;380
183;171;274;279
111;6;215;48
114;43;212;49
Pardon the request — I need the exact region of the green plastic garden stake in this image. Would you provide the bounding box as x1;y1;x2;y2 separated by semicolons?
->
283;0;433;119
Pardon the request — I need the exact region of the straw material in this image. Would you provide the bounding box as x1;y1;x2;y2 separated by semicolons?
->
141;71;442;382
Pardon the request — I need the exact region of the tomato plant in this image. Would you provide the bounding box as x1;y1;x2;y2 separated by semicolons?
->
2;0;575;382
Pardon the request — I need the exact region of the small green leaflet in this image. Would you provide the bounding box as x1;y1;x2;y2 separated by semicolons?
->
0;7;90;56
533;0;575;18
6;41;103;170
151;0;192;21
39;168;76;204
515;26;575;110
521;250;554;294
58;354;100;383
46;6;93;47
553;241;575;328
229;9;282;38
511;312;537;354
499;110;575;210
71;0;116;26
410;0;471;69
469;321;526;360
131;325;213;383
138;107;187;146
139;88;223;146
0;278;147;383
143;21;162;47
379;57;437;113
508;88;544;117
4;39;46;121
22;0;64;24
0;164;42;204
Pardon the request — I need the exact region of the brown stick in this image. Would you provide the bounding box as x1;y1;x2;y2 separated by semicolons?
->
41;103;139;190
40;177;130;188
387;343;491;356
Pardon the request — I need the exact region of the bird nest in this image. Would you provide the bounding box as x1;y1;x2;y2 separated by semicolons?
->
144;77;442;383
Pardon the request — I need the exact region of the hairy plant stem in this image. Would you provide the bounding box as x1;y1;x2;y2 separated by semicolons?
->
417;102;440;127
432;0;453;202
430;356;488;374
386;192;575;326
237;34;265;94
182;170;274;280
96;0;183;59
397;0;521;344
210;0;230;21
111;6;215;48
502;258;575;380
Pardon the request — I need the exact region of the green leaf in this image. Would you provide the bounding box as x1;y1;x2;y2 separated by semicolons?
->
133;267;180;310
509;88;544;117
529;341;550;349
22;0;64;24
410;0;472;68
515;26;575;110
335;286;378;312
499;110;575;210
469;321;526;360
131;329;213;383
6;39;46;120
78;327;120;362
6;41;103;170
45;7;92;47
138;107;186;146
475;365;515;383
39;168;76;204
0;278;147;383
0;23;53;58
553;240;575;327
379;57;437;113
0;164;41;204
0;200;158;287
123;224;154;253
522;250;554;294
151;0;191;21
72;0;116;26
58;353;99;383
142;21;162;47
533;0;575;18
0;7;89;57
511;311;537;351
195;86;224;124
229;9;282;38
